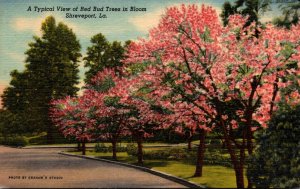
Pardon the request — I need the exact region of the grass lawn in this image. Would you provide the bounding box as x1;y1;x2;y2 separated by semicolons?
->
68;150;244;188
155;162;238;188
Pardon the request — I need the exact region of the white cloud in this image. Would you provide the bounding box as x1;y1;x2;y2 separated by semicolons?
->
128;8;165;32
12;14;94;37
128;4;222;33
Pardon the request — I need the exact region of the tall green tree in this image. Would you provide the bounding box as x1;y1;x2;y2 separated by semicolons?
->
2;71;31;114
84;33;130;84
1;16;81;143
273;1;300;29
221;0;271;26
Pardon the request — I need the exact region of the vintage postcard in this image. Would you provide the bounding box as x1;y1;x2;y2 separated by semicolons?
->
0;0;299;188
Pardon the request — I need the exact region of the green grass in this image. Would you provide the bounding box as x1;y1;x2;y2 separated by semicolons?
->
154;162;239;188
67;149;243;188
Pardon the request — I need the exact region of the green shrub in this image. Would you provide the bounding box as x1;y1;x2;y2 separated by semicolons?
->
185;151;232;167
95;143;108;152
247;105;300;188
0;137;4;144
144;150;169;159
127;146;188;160
165;148;187;160
1;136;28;147
95;143;127;153
126;143;138;156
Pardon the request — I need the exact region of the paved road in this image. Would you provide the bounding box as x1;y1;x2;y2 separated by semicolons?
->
0;146;186;188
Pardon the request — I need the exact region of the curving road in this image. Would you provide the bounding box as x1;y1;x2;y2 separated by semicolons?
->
0;146;186;188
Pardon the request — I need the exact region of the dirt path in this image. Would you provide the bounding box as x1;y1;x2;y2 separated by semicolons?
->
0;146;186;188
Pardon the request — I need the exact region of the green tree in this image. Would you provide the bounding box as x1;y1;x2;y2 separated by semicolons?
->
273;1;300;29
221;0;271;26
84;33;130;84
247;105;300;188
1;16;81;143
2;71;31;114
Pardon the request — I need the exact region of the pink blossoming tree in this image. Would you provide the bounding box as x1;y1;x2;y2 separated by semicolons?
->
125;4;300;188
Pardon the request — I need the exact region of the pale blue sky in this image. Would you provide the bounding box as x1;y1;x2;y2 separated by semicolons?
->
0;0;283;105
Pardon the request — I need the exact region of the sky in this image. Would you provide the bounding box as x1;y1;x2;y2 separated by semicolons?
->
0;0;284;107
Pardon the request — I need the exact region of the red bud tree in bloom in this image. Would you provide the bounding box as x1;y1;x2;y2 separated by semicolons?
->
125;4;300;188
84;68;162;163
82;69;128;160
105;73;164;165
138;67;212;177
51;96;95;155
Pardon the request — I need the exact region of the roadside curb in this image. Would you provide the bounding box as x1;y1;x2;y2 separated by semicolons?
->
59;152;205;188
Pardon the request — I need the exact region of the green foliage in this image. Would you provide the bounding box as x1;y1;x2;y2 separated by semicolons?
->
0;110;31;135
247;105;300;188
84;33;130;84
221;2;236;26
221;0;271;26
92;76;116;92
95;143;108;152
126;143;138;156
146;148;188;160
125;143;232;167
1;16;81;140
126;145;188;160
0;136;29;147
126;61;151;75
94;143;127;153
185;151;232;168
149;128;187;143
273;1;300;29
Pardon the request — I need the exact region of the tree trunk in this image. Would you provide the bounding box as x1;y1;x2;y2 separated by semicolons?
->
227;142;245;189
137;135;143;165
234;164;245;189
194;130;206;177
247;126;253;189
245;110;254;189
82;140;86;155
220;120;245;188
112;140;117;160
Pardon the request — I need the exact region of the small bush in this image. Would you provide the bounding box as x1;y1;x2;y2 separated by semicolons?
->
144;150;169;159
95;143;127;153
144;148;188;160
127;146;188;160
126;143;138;156
1;136;28;147
185;151;232;167
95;143;108;152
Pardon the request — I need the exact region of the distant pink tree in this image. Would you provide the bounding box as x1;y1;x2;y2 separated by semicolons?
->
104;74;164;165
82;69;128;160
51;96;95;155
